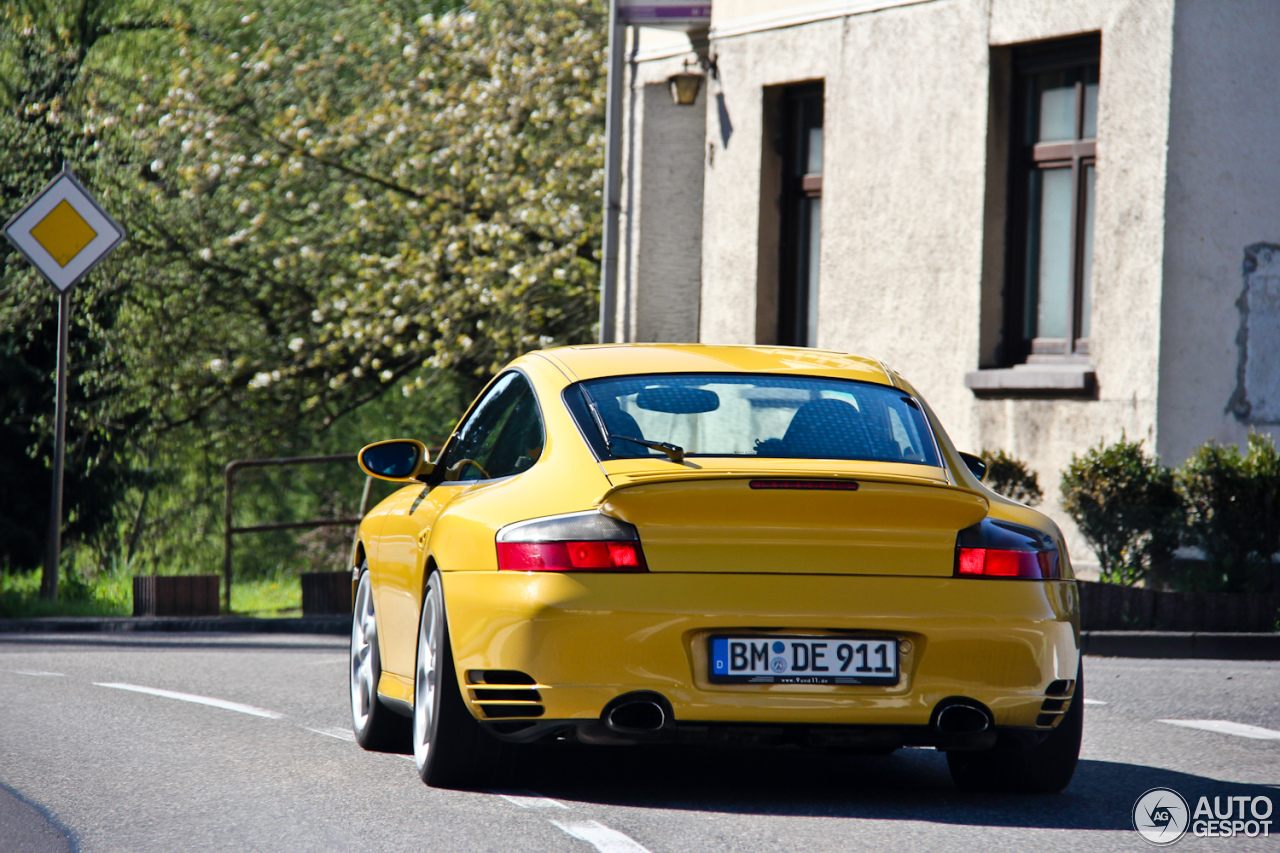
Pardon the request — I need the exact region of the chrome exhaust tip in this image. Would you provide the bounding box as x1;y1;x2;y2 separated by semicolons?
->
606;701;665;733
602;692;671;734
933;699;992;735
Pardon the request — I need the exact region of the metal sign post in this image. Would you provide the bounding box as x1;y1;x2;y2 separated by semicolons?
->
3;166;125;601
45;290;71;600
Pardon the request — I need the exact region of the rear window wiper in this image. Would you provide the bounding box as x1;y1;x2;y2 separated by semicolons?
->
609;434;685;464
578;386;685;464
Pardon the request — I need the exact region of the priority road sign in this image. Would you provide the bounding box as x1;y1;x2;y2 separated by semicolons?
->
3;165;126;602
4;167;125;292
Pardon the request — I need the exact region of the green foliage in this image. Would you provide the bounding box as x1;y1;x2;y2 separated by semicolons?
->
0;0;166;570
109;0;604;448
1061;438;1183;586
978;449;1043;506
0;547;132;616
1176;433;1280;593
1;0;606;590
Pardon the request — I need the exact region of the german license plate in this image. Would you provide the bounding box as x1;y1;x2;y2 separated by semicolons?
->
709;636;899;685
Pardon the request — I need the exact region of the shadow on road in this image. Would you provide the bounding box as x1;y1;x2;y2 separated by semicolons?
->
506;743;1272;831
0;782;75;853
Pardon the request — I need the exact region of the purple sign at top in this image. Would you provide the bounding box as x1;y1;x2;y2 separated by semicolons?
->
618;1;712;27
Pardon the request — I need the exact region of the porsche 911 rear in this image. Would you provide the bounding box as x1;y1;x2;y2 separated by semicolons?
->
355;350;1083;792
442;370;1081;787
448;489;1078;748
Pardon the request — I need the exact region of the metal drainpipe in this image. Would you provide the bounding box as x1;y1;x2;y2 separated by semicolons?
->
598;2;627;344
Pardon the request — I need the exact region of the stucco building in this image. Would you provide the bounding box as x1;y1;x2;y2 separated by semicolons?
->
605;0;1280;570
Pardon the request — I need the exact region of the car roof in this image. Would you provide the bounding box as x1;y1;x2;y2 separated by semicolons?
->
531;344;895;386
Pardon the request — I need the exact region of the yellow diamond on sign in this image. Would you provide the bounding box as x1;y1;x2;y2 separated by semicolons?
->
4;168;125;292
29;200;99;268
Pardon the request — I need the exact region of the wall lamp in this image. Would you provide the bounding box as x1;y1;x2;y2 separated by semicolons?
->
667;59;704;106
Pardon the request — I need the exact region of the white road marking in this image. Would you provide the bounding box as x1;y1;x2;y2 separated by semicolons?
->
551;820;652;853
13;670;66;677
1083;699;1107;705
306;726;355;742
494;790;569;809
94;682;284;719
1158;719;1280;740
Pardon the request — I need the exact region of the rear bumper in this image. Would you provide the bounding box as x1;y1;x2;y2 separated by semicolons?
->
441;571;1079;730
479;718;1059;752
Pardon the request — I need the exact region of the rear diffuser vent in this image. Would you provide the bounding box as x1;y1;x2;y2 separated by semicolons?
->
467;669;537;685
466;669;544;719
1036;697;1074;728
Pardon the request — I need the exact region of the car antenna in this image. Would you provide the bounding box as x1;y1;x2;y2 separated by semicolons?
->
578;386;685;464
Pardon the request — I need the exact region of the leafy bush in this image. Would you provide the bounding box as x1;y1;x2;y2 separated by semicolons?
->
1176;434;1280;593
1061;438;1183;586
979;449;1043;506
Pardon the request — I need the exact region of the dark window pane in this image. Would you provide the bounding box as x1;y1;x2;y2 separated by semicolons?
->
778;84;824;348
439;373;544;480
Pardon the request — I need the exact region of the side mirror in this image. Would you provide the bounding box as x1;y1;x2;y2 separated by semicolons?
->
358;439;434;482
958;451;988;483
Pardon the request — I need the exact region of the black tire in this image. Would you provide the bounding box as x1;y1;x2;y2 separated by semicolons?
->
946;663;1084;794
413;570;511;788
350;567;408;751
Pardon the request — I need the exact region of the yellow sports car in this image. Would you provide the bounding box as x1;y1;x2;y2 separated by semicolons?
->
350;344;1082;791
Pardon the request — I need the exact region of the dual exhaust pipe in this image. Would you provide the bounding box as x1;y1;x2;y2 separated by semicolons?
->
599;693;993;744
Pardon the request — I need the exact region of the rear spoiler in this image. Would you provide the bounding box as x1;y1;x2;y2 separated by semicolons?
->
597;468;989;508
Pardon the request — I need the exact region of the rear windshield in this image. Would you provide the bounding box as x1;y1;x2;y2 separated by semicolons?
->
564;373;940;466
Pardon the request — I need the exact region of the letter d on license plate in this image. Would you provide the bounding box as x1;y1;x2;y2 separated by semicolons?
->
709;636;899;685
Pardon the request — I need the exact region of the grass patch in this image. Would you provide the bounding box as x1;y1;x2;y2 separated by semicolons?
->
0;567;132;618
0;564;305;619
230;573;302;617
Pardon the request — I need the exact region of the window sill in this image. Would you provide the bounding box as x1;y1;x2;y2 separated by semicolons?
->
965;363;1096;397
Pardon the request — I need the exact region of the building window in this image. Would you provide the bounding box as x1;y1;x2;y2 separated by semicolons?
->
1007;36;1098;362
778;83;823;347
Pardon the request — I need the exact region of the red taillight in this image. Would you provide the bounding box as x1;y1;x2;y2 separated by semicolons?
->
956;547;1058;579
497;540;647;572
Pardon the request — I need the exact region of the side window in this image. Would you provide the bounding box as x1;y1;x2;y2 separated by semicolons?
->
438;372;544;481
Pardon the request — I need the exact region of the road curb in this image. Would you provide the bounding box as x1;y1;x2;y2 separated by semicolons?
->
0;619;1276;658
0;615;349;635
1081;630;1280;660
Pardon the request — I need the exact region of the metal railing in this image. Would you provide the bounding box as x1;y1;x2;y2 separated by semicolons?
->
223;454;372;613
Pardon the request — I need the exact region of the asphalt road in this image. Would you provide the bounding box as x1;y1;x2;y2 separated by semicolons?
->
1;633;1277;853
